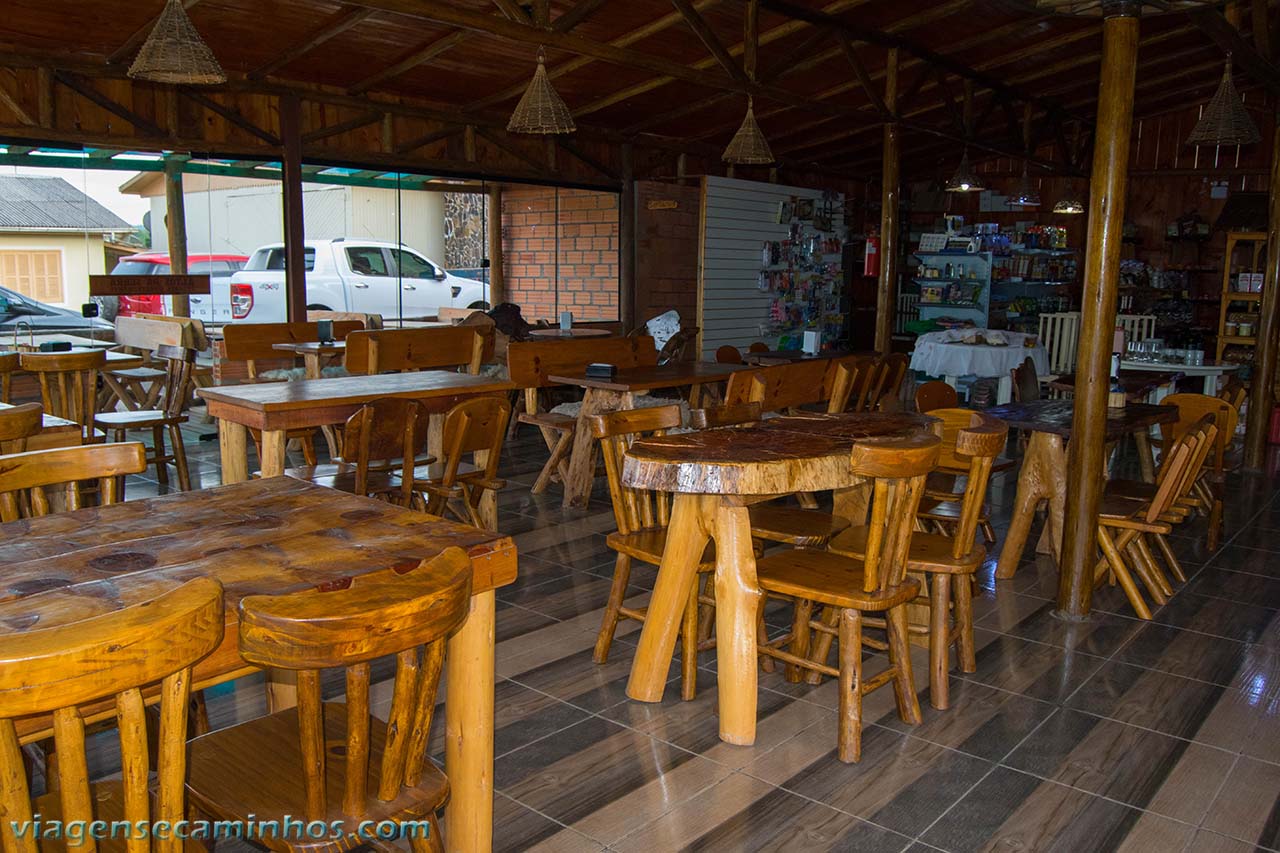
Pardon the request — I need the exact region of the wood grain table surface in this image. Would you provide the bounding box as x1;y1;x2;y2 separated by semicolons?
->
1048;372;1183;402
0;401;82;449
528;327;614;338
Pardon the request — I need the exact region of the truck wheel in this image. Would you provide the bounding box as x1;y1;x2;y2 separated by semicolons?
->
467;301;490;310
306;303;332;312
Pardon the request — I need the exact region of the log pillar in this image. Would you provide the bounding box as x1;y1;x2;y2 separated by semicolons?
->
163;156;189;317
1244;119;1280;468
874;47;899;354
279;94;307;323
1057;2;1140;618
487;183;505;306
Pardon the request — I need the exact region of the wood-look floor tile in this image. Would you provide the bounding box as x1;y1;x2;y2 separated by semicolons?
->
487;791;604;853
1150;592;1280;650
961;629;1105;704
880;678;1056;762
1205;544;1280;580
496;599;561;642
1200;757;1280;851
508;642;676;715
1181;567;1280;608
977;594;1145;656
1114;623;1280;695
499;571;633;622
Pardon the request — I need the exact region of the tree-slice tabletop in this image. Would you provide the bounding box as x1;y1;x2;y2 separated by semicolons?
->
620;411;939;747
547;361;748;393
0;476;516;849
984;398;1179;580
1047;372;1183;402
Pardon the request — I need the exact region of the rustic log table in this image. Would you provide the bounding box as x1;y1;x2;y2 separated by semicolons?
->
548;362;750;507
1048;371;1184;403
621;411;938;745
198;371;513;483
270;340;347;379
986;399;1178;580
0;476;516;853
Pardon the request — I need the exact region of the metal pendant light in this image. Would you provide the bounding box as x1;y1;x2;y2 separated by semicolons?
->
1186;56;1261;147
508;48;576;135
723;97;774;165
1010;164;1041;207
128;0;226;85
944;148;984;192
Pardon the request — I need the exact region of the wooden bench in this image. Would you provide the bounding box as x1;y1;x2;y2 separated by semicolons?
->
344;326;487;375
506;335;658;495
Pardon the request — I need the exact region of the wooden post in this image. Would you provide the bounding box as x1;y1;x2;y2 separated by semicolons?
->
874;47;899;354
620;143;637;331
279;94;307;322
1244;119;1280;468
1057;4;1140;619
487;183;505;306
163;156;189;317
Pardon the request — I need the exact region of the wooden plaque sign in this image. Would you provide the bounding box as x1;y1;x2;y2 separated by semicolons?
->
646;199;680;210
89;274;212;296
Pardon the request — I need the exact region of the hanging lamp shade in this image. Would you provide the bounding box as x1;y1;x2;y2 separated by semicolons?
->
944;149;984;192
1186;59;1261;147
1010;166;1041;207
128;0;225;85
507;49;576;135
1052;185;1086;214
722;98;774;165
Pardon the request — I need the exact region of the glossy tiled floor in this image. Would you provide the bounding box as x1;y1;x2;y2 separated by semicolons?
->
110;420;1280;852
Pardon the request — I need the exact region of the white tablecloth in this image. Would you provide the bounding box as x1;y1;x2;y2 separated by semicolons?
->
911;329;1049;379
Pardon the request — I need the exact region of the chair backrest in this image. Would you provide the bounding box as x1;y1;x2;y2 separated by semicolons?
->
154;345;197;419
827;355;877;413
1038;311;1081;376
914;380;958;413
222;321;365;379
236;548;471;821
19;349;106;432
307;310;384;330
344;326;485;375
0;442;147;522
689;401;762;430
0;402;43;454
1011;356;1041;403
747;342;770;353
114;316;188;352
1142;431;1199;525
723;366;764;406
506;336;658;389
748;360;831;413
0;577;224;853
1117;313;1156;344
1158;415;1217;510
842;354;902;413
135;313;212;351
1219;376;1246;413
437;396;511;490
589;404;682;535
1159;393;1235;473
931;409;1008;557
715;345;744;365
659;328;699;365
340;397;424;501
848;433;939;593
0;351;15;404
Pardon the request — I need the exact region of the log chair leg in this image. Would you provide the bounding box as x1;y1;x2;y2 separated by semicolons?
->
712;501;764;745
757;600;774;674
1208;496;1224;551
152;425;168;485
928;574;952;711
886;603;922;725
953;571;977;674
170;424;191;491
837;608;863;763
1133;535;1174;599
1124;539;1168;605
786;598;814;684
804;606;841;685
531;429;571;495
681;580;700;701
1097;526;1152;620
1153;533;1188;583
697;572;716;645
593;553;632;665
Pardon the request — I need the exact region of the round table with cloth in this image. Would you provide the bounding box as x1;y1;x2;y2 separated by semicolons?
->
910;329;1049;405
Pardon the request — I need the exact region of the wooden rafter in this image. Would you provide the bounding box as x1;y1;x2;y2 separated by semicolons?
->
107;0;203;64
53;71;164;136
553;0;610;32
555;137;619;180
394;125;463;155
473;127;555;177
348;29;471;94
838;39;888;118
252;7;375;78
302;111;383;143
491;0;531;25
179;89;280;145
669;0;747;83
744;0;759;81
1188;7;1280;98
0;69;33;125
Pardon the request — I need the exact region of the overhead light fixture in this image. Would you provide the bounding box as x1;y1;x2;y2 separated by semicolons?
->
944;148;984;192
723;97;774;165
508;48;576;135
1053;184;1086;214
128;0;226;85
1186;56;1261;147
1010;164;1041;207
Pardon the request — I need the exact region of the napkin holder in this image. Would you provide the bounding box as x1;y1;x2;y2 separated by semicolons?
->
586;363;616;379
38;341;72;352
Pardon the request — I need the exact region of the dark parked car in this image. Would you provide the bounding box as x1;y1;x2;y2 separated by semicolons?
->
0;285;112;339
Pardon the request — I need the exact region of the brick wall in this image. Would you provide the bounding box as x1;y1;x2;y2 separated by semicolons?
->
635;181;701;328
501;185;619;322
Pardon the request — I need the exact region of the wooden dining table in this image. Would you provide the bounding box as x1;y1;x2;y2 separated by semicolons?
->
547;361;749;507
0;401;82;449
987;399;1179;579
1048;371;1184;403
528;327;614;339
621;410;938;745
742;348;860;365
0;476;515;853
271;340;346;379
199;371;514;483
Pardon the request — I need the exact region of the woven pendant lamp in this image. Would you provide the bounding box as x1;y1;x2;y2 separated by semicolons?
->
1187;58;1261;147
944;148;984;192
128;0;225;85
508;48;576;135
723;97;774;165
1053;182;1086;214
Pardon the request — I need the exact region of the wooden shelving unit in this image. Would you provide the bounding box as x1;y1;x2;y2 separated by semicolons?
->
1216;231;1268;364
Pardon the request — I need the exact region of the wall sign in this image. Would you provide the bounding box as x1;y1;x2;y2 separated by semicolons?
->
89;275;212;296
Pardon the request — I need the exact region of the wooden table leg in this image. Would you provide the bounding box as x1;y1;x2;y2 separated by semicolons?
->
101;374;140;412
626;492;714;703
445;589;496;853
473;447;497;531
1134;430;1155;483
260;429;288;478
563;388;627;508
218;420;249;485
996;431;1065;578
713;501;762;745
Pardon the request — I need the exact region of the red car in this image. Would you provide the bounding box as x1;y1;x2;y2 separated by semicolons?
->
102;253;248;319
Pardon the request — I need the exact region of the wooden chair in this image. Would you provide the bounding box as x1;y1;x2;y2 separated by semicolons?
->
589;404;715;700
1117;313;1156;344
827;355;876;413
914;380;958;413
748;360;832;413
829;413;1007;710
755;432;939;762
0;577;224;853
20;350;105;443
748;342;770;354
921;407;1009;546
344;326;486;375
0;401;42;454
714;345;744;365
507;335;658;496
1010;356;1041;403
408;396;510;529
1038;311;1080;379
1157;393;1237;550
286;397;425;505
1219;376;1246;413
95;345;196;491
103;316;184;412
832;354;903;413
0;442;147;522
185;548;473;853
0;350;17;403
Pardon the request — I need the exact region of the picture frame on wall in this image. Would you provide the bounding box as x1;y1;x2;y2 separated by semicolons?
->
777;200;794;224
795;198;814;220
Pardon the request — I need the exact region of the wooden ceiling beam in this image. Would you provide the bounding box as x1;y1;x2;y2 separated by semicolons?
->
1188;7;1280;97
52;71;164;137
491;0;532;25
838;38;888;118
670;0;748;83
394;125;463;155
179;89;281;145
107;0;203;65
552;0;610;32
301;111;383;143
0;71;33;125
251;7;374;79
348;29;472;94
555;137;620;180
473;127;556;177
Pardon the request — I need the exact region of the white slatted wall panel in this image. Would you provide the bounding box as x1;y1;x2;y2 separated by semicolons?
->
697;176;840;359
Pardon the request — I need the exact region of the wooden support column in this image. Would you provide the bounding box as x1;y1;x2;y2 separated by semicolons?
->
487;183;505;306
163;156;190;317
279;94;307;322
1057;3;1140;618
620;142;637;331
1245;119;1280;468
874;47;899;354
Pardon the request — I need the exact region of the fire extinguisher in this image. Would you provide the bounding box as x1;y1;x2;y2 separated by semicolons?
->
863;232;880;278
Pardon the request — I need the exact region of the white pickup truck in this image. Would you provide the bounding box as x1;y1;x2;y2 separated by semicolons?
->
189;239;489;324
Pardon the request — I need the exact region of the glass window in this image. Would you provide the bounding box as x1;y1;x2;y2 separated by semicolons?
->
264;248;316;271
0;250;64;303
111;260;160;275
392;249;436;279
346;247;388;276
